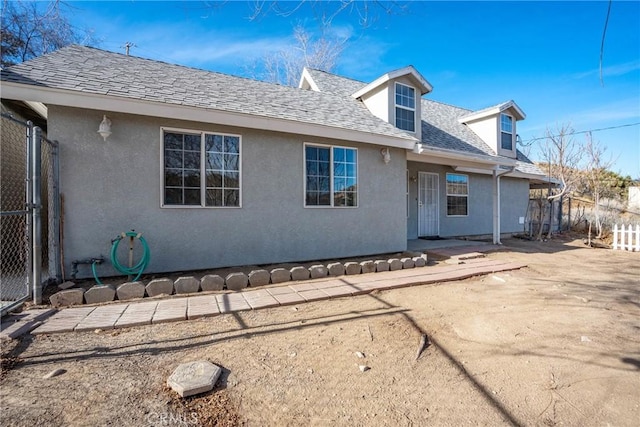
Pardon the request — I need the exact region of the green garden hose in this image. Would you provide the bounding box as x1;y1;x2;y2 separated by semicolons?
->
92;231;150;285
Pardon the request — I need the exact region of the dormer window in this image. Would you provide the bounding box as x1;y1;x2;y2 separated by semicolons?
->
500;113;513;150
395;82;416;132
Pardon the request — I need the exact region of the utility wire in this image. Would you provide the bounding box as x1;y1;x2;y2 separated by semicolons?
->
599;0;613;87
519;121;640;146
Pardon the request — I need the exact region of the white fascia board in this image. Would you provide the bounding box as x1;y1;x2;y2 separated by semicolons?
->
24;101;48;119
352;65;433;99
2;81;416;149
298;68;321;92
458;100;526;124
408;145;517;168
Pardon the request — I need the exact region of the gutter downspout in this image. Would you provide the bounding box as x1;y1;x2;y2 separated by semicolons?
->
492;166;515;245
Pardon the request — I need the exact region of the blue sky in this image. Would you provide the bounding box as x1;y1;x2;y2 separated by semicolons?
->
64;1;640;178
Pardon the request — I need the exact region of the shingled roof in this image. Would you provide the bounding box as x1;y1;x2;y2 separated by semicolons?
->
2;45;543;177
1;45;414;142
303;68;543;176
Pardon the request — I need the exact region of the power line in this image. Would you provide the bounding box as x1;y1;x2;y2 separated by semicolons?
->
519;121;640;146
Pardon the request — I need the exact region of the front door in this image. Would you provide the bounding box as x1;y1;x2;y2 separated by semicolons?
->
418;172;439;237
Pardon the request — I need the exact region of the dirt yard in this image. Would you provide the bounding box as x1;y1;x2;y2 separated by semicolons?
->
1;236;639;426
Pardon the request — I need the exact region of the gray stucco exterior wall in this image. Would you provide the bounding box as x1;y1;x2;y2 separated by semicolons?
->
48;106;408;279
406;161;529;239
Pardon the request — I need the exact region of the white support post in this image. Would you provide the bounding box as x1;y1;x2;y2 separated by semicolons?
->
635;225;640;252
621;224;626;251
613;224;619;250
627;224;633;251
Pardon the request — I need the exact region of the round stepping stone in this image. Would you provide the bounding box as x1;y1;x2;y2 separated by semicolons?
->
200;274;224;292
84;285;116;304
248;270;270;287
167;360;222;398
290;266;310;281
116;281;145;300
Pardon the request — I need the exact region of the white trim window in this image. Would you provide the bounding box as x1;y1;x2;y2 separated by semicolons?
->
305;144;358;207
446;173;468;216
500;113;513;150
395;82;416;132
162;128;241;207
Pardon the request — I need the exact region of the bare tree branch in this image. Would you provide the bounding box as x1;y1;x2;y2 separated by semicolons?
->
1;0;97;67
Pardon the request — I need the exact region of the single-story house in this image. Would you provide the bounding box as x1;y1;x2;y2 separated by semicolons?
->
1;45;548;278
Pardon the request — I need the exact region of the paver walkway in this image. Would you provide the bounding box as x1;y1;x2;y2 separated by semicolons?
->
23;257;525;335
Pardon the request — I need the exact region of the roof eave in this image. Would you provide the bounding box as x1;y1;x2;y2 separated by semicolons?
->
458;100;526;124
409;143;517;167
1;81;417;149
352;65;433;99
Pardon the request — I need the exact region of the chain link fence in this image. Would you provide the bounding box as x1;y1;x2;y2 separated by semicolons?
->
1;109;61;312
0;112;30;304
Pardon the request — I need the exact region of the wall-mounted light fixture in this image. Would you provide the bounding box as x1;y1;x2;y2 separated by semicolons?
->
410;175;418;183
413;143;423;154
380;147;391;164
98;115;112;141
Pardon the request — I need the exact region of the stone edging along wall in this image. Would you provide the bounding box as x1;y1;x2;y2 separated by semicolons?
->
49;254;428;307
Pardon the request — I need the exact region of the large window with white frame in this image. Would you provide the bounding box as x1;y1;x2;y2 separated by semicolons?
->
305;144;357;207
500;113;513;150
446;173;468;216
162;128;241;207
395;82;416;132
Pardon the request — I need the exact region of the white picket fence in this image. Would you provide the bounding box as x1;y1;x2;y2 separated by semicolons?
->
612;224;640;251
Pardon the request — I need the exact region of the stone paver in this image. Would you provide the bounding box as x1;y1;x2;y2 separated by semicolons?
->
319;285;358;298
360;261;375;274
344;262;361;275
152;298;187;324
309;265;328;279
117;281;146;301
216;293;251;313
298;289;331;302
327;262;345;277
375;260;390;272
413;256;426;267
115;301;158;328
75;304;128;331
83;285;116;304
0;309;56;339
200;274;224;291
167;360;222;397
290;266;310;281
401;257;415;269
270;268;291;284
187;295;220;320
30;257;527;334
146;279;174;297
49;288;85;307
266;286;305;305
32;306;95;334
388;258;403;271
225;273;248;291
174;277;200;294
243;290;280;309
248;270;270;287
